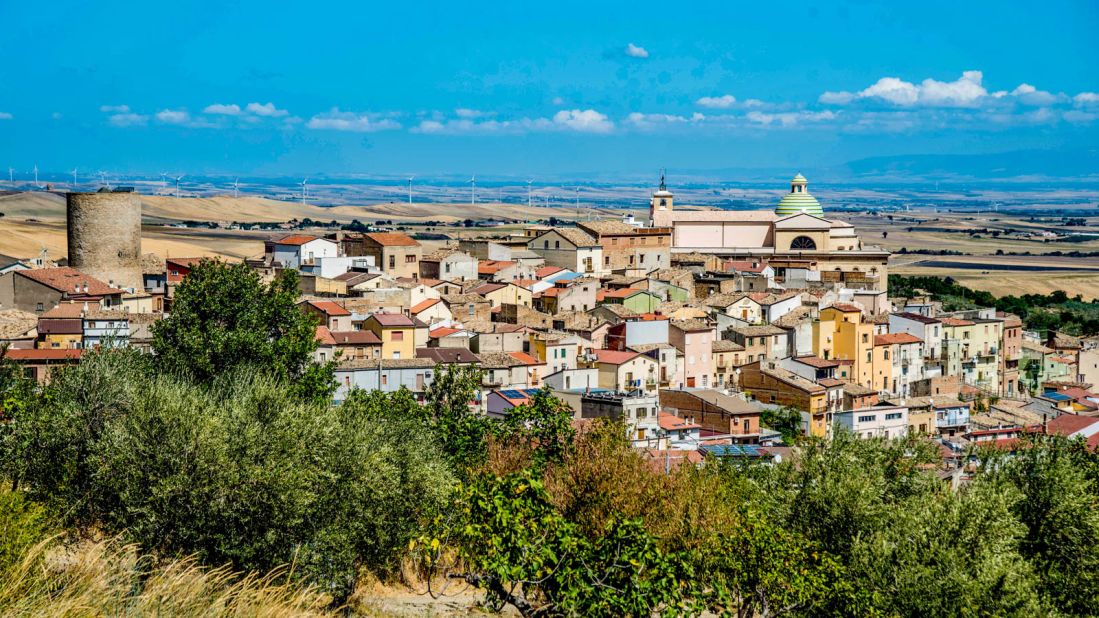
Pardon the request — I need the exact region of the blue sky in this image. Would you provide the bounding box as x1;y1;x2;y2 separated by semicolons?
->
1;0;1097;179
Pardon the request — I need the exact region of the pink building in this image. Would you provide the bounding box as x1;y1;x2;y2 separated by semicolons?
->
669;318;717;389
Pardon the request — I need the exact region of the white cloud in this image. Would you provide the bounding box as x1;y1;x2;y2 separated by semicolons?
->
695;94;736;109
411;108;613;135
245;102;288;117
625;43;649;59
819;91;856;105
0;112;12;120
156;109;191;124
99;104;130;113
204;103;242;115
1074;92;1099;106
1007;84;1060;106
822;71;989;107
306;108;401;132
455;108;493;119
108;112;148;127
552;109;614;133
1064;110;1097;123
551;96;565;106
746;110;837;127
625;112;694;130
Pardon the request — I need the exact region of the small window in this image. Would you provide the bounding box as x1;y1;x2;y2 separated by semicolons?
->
381;374;387;386
391;331;404;341
555;240;560;249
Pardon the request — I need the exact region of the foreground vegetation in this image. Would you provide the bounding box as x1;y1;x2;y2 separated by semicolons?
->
0;261;1098;615
889;273;1099;336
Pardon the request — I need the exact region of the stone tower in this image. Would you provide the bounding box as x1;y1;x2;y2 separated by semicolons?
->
66;190;143;291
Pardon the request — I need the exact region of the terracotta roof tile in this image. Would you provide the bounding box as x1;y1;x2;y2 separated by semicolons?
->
364;232;420;247
19;268;123;296
274;234;319;246
874;332;923;346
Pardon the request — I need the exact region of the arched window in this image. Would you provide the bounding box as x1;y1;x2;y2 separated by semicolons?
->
790;235;816;250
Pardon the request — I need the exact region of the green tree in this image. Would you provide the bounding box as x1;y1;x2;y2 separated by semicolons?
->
760;405;803;445
420;471;687;618
151;260;332;398
496;388;577;467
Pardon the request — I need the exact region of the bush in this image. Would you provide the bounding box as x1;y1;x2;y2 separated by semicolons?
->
9;349;453;600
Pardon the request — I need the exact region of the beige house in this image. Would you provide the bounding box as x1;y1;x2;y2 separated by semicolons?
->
527;229;603;276
471;282;532;309
588;349;659;394
342;232;422;279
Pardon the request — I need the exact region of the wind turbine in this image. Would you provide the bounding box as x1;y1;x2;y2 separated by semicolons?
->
97;170;110;190
575;186;580;221
8;167;13;185
469;175;476;205
174;174;184;198
407;176;414;205
299;178;308;204
70;168;78;189
527;179;534;207
232;178;240;198
32;164;40;188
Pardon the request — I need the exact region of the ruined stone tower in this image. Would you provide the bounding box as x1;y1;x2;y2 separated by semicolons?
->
66;190;143;291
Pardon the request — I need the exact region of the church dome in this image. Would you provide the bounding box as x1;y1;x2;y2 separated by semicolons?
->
776;173;823;217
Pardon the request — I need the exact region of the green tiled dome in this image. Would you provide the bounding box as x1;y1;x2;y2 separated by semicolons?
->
776;173;823;217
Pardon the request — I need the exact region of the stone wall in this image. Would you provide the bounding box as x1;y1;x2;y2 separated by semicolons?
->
66;192;142;291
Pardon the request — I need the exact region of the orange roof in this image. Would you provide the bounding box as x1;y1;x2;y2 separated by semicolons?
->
304;300;351;316
40;302;88;319
477;260;515;274
315;325;337;345
429;326;461;338
603;287;643;299
274;234;319;246
541;287;561;297
940;317;974;327
410;298;441;314
19;268;124;296
659;412;701;431
536;266;564;278
3;348;83;361
365;232;419;247
592;349;641;365
165;257;205;268
874;332;923;346
507;351;545;366
826;303;862;313
512;279;539;289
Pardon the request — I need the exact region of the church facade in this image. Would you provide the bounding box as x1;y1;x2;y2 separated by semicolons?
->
648;174;889;291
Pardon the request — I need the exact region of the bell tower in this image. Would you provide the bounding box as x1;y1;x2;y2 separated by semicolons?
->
649;168;674;225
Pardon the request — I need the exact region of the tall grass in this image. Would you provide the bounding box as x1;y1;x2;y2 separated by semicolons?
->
0;537;334;617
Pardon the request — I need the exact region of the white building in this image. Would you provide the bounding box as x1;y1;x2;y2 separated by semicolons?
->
267;234;339;270
831;405;908;440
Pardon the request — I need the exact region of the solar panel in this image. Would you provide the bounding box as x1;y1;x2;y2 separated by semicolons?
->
500;389;525;399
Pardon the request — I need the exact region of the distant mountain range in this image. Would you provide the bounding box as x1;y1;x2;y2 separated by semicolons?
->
841;149;1099;184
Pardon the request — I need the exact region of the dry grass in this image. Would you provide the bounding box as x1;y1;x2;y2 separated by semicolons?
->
0;538;333;617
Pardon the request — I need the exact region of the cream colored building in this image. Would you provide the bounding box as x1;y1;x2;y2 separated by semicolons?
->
648;173;888;290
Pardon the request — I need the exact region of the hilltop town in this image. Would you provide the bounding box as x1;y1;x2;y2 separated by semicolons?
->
4;172;1096;474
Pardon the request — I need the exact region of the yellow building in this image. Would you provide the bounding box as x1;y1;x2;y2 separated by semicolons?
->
471;282;533;309
814;304;874;389
363;313;417;360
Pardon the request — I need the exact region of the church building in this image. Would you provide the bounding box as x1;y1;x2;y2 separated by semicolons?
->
648;173;889;291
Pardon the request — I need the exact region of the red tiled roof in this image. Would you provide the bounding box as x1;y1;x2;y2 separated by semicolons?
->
3;348;83;361
536;266;564;278
659;412;701;431
274;234;319;246
315;325;336;345
331;330;382;345
940;317;974;327
472;283;507;295
725;260;769;273
603;287;642;299
1045;413;1099;437
19;268;123;296
819;378;845;387
827;303;862;313
792;355;840;368
410;298;441;314
368;312;415;327
477;260;515;274
508;351;545;366
40;303;88;319
165;257;205;268
365;232;419;247
592;349;640;365
875;332;923;346
541;288;561;297
428;326;461;338
304;300;351;316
